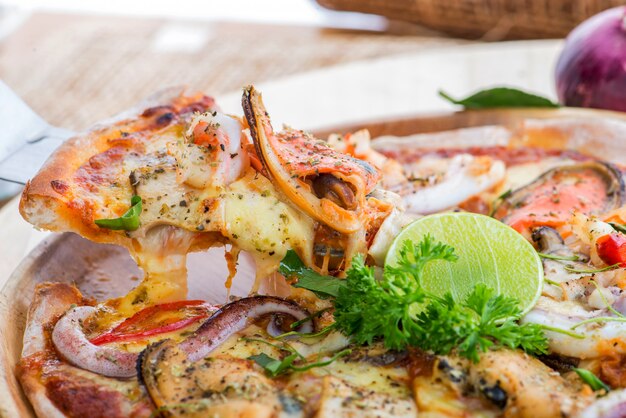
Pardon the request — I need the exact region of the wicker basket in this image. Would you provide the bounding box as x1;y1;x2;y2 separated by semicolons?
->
316;0;626;40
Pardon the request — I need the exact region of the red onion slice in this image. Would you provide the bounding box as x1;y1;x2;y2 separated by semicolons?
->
180;296;312;362
51;306;139;378
52;296;312;376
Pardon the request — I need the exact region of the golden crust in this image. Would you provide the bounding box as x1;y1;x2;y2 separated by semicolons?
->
19;87;217;250
17;283;90;418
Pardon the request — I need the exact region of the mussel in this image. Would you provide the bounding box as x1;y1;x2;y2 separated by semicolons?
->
140;340;282;417
494;161;624;234
242;86;380;234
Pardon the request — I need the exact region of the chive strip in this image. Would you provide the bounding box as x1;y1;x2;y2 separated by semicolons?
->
564;264;620;274
589;280;624;319
275;324;336;340
544;278;561;287
488;188;512;217
574;368;611;392
538;252;580;262
539;324;585;339
570;317;626;330
290;349;351;372
242;337;304;359
609;222;626;235
290;308;331;330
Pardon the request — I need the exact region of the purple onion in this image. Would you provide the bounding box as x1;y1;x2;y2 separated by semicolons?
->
555;7;626;112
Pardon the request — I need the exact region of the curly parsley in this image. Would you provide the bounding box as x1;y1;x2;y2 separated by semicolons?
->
281;235;548;362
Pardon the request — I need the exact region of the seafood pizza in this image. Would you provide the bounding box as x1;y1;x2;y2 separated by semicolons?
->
15;86;626;417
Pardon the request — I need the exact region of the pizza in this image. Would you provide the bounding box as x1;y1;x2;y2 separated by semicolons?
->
15;85;626;417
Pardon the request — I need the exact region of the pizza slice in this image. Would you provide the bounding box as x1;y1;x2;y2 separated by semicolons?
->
19;86;394;325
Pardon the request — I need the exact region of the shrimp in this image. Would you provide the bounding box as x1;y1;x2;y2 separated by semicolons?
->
328;129;506;215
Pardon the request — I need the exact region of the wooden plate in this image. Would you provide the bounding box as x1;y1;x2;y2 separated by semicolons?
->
2;107;626;417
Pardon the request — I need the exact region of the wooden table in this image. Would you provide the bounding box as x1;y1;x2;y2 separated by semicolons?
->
0;12;463;131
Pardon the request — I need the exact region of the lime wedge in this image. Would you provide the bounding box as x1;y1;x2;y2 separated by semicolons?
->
385;212;543;314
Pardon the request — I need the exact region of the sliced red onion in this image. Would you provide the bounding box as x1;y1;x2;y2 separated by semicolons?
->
266;311;314;338
51;306;138;378
52;296;312;376
180;296;312;362
266;314;289;337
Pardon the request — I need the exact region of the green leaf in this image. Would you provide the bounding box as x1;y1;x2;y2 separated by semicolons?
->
574;368;610;392
248;353;298;377
279;250;347;298
439;87;559;109
95;195;142;231
248;349;350;377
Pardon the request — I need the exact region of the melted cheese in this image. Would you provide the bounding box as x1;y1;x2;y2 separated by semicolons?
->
222;171;315;286
96;169;315;326
210;325;416;416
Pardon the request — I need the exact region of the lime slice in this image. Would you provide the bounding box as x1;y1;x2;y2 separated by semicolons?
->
385;212;543;314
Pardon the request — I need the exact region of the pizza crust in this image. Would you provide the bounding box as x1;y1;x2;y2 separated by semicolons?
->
17;283;91;418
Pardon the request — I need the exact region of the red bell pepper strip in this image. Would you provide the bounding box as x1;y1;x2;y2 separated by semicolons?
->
596;233;626;268
90;300;213;346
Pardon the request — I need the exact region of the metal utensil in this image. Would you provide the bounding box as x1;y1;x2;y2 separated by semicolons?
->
0;80;74;186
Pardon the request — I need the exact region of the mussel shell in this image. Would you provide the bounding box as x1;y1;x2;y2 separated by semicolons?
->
242;86;371;234
494;161;624;232
139;340;279;416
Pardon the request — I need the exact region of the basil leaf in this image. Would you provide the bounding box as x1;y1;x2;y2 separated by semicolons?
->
95;195;142;231
279;250;347;298
574;368;610;392
439;87;559;109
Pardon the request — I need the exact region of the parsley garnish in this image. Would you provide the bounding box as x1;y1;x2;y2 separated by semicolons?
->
95;195;142;231
282;235;548;362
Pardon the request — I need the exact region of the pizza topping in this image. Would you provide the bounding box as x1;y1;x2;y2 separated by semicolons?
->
140;341;282;416
243;85;379;234
94;195;142;231
395;154;506;214
53;296;311;377
494;161;624;235
596;232;626;268
89;300;216;345
281;235;548;363
170;111;249;189
180;296;312;362
52;306;139;378
248;347;351;378
330;131;507;216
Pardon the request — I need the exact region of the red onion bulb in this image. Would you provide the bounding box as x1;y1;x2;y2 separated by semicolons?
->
555;7;626;112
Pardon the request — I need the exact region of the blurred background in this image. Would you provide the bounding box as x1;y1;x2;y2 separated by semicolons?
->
1;0;625;133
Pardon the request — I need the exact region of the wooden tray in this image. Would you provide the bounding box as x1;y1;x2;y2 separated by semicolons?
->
3;107;626;417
